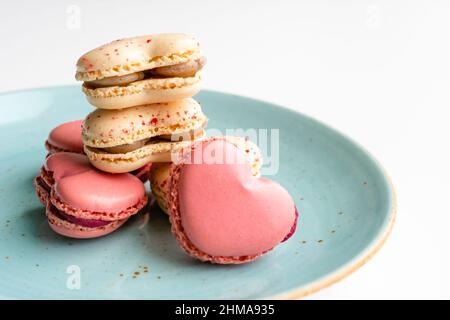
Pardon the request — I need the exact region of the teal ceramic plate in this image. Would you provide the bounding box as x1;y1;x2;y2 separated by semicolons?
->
0;86;395;299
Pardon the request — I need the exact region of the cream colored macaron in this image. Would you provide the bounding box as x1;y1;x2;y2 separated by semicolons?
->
76;33;206;109
82;98;208;173
149;136;263;214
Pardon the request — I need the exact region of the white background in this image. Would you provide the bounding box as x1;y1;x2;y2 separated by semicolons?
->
1;0;449;299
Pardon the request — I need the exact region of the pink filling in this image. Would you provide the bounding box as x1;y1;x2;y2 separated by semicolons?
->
55;209;112;228
282;206;299;242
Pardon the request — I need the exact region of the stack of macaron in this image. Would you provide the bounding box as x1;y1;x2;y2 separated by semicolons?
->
35;33;207;239
76;33;207;176
34;33;298;264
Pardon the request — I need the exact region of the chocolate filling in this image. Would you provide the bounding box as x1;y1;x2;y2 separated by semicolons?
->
101;128;204;154
85;56;206;89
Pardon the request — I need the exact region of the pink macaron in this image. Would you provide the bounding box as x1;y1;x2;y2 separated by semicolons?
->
34;152;148;239
167;138;298;264
45;120;84;155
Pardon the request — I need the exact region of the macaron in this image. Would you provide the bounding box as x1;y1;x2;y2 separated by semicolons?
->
34;152;147;239
76;33;205;109
45;120;84;154
167;138;298;264
82;98;207;173
149;136;263;214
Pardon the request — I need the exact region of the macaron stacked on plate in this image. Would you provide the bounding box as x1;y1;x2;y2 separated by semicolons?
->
76;33;205;110
82;98;207;173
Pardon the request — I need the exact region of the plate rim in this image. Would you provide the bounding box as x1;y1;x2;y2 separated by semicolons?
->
270;179;396;299
0;85;397;300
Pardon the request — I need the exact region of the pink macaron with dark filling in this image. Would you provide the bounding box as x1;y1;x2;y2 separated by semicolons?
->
45;120;85;155
167;138;298;264
34;152;147;239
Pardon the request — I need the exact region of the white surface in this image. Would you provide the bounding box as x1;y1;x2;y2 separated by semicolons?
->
1;0;449;299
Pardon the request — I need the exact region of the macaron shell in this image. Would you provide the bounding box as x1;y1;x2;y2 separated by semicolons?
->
46;203;127;239
44;152;91;182
76;33;201;81
84;130;205;173
168;139;297;263
53;169;146;216
46;120;84;154
82;72;201;109
82;98;206;148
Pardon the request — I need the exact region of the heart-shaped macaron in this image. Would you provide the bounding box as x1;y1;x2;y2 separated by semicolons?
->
168;138;298;264
34;152;147;239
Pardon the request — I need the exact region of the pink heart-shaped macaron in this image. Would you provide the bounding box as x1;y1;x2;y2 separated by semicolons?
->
34;152;147;239
168;138;298;264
